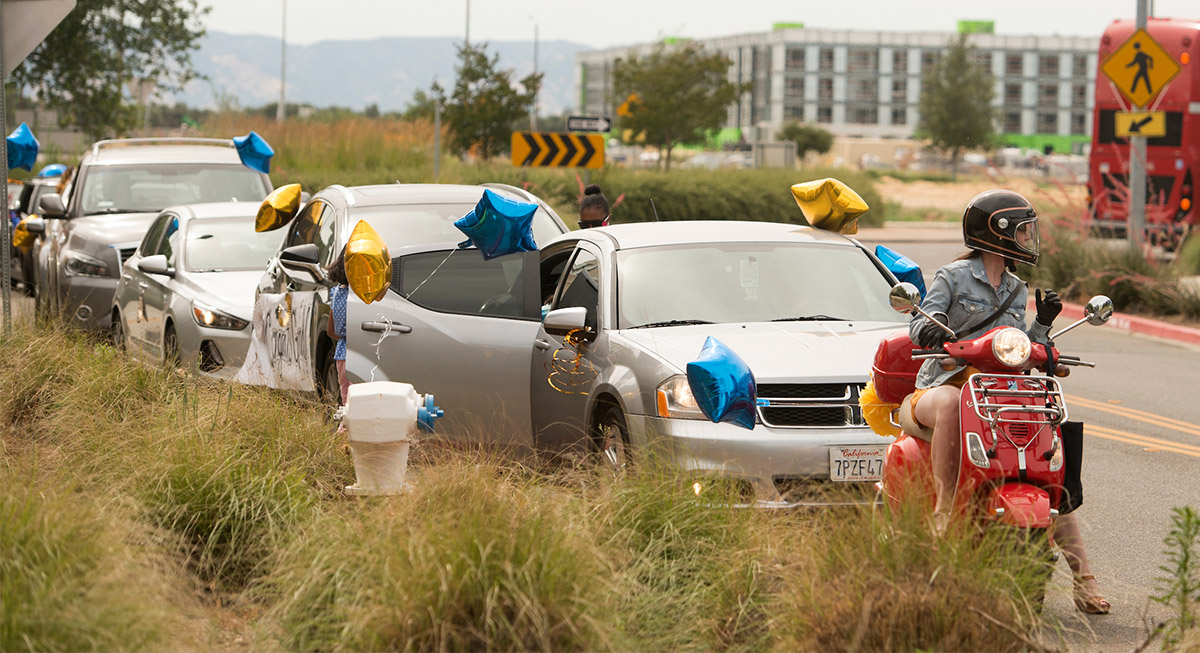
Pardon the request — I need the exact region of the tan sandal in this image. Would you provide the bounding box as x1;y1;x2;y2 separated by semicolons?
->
1073;574;1111;614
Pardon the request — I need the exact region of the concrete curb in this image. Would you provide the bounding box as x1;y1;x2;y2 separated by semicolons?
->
1056;300;1200;346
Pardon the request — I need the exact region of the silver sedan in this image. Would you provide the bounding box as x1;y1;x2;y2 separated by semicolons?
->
112;202;284;376
346;221;907;506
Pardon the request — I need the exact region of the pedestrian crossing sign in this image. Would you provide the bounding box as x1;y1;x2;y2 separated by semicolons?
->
1101;29;1180;108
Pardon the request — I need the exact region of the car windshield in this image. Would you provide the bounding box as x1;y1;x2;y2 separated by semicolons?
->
185;218;286;272
617;242;905;328
353;203;563;251
79;164;270;215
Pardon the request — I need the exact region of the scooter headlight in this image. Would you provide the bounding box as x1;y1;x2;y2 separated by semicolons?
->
992;328;1031;367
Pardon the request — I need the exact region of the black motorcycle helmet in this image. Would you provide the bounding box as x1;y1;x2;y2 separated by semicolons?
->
962;190;1040;265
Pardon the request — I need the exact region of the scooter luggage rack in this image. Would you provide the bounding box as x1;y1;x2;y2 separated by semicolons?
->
965;373;1067;427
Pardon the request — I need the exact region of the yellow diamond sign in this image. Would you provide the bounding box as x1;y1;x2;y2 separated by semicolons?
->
1100;29;1180;108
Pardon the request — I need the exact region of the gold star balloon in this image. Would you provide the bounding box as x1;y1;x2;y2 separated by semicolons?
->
255;183;302;232
345;220;391;304
790;178;869;235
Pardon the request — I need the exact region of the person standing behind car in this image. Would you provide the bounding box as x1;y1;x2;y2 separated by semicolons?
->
325;246;350;407
578;184;610;229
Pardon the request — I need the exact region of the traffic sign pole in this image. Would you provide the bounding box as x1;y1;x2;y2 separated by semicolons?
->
2;3;11;335
1129;0;1149;249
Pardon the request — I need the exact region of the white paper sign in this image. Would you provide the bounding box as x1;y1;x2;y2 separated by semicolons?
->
236;291;316;391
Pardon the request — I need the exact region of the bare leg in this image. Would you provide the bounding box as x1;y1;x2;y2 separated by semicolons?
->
914;385;962;515
1055;512;1110;613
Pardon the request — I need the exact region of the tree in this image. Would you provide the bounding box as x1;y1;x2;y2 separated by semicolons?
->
918;33;997;174
438;43;541;160
612;43;744;171
402;87;442;121
777;122;834;159
12;0;209;141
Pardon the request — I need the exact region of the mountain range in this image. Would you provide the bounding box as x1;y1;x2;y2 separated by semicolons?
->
174;31;588;117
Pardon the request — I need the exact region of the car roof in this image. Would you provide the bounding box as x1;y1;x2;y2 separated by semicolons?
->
329;183;543;209
83;140;246;167
552;221;858;250
165;201;260;221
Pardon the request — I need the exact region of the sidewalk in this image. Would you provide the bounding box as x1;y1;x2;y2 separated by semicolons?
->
1056;299;1200;347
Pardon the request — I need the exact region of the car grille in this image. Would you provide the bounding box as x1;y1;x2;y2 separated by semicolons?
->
118;247;137;264
757;383;865;428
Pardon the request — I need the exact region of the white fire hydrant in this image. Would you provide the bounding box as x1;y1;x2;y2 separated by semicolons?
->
340;381;442;496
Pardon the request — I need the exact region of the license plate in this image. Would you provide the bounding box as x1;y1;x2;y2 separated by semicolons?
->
829;445;886;482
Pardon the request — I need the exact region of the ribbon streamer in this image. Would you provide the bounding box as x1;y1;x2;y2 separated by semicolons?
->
546;328;596;395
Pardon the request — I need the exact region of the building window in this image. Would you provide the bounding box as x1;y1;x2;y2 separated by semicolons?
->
819;48;834;71
817;105;833;123
891;107;907;125
1038;83;1058;106
1070;111;1087;135
1004;111;1022;133
786;47;805;71
784;105;805;119
892;79;907;102
1072;83;1087;106
851;78;877;102
892;50;908;73
921;50;941;73
849;106;878;124
818;77;834;101
1005;53;1023;76
786;77;805;99
1073;54;1089;77
848;48;877;73
1037;112;1058;134
973;52;993;72
1038;54;1060;77
1004;83;1022;105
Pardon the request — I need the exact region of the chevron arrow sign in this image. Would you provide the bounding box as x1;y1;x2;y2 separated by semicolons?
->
511;132;605;169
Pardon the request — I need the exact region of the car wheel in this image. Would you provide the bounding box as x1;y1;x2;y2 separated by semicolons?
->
320;347;341;405
110;311;125;351
595;404;631;471
163;324;180;369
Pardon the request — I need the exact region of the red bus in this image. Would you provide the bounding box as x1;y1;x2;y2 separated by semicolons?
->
1087;17;1200;247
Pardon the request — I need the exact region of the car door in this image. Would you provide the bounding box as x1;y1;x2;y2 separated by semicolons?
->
275;198;338;390
121;211;172;356
143;212;182;359
345;246;541;448
529;242;606;452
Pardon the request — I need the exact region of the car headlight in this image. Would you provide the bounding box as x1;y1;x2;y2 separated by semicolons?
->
656;375;705;420
63;250;109;278
192;301;249;330
992;327;1031;367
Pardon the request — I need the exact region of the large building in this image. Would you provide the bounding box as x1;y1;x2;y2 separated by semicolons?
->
576;24;1099;153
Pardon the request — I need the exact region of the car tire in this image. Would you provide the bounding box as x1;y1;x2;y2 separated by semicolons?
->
163;323;180;369
110;311;125;351
595;404;631;471
320;346;340;405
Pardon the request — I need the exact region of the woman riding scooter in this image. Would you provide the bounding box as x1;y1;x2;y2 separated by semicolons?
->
910;189;1109;614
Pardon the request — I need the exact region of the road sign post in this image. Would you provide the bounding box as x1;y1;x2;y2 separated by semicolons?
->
1114;110;1166;138
511;132;604;169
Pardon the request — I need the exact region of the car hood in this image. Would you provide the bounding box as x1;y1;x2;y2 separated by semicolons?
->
180;270;262;319
67;212;159;244
616;321;907;382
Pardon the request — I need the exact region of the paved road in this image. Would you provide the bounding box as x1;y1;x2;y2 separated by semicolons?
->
860;225;1198;651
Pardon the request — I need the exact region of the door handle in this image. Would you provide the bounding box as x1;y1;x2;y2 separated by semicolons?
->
360;320;411;334
137;282;149;289
534;338;552;351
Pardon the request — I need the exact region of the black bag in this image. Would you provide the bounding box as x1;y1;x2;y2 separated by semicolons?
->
1058;420;1084;514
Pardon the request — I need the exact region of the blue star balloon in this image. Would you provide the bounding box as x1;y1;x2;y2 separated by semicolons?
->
454;189;538;260
233;131;274;174
37;163;67;178
7;123;39;172
686;337;758;431
875;244;927;299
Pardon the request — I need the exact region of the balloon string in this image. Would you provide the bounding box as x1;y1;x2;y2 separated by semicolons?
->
405;248;459;300
367;314;394;382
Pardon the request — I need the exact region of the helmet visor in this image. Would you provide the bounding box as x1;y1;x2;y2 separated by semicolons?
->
1014;218;1039;260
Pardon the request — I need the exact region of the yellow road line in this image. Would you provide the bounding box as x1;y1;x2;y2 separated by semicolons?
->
1084;424;1200;459
1067;394;1200;439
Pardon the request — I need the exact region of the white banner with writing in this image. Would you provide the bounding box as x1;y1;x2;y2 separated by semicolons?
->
235;291;316;391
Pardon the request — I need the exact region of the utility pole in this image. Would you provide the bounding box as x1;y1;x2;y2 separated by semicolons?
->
433;98;441;182
1128;0;1149;248
464;0;470;46
276;0;286;122
531;20;539;131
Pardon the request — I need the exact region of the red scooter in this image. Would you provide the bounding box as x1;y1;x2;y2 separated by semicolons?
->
873;283;1113;531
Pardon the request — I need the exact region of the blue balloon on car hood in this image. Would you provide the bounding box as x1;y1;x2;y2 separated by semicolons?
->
7;123;39;172
686;336;758;430
875;244;926;299
233;131;274;174
454;189;538;260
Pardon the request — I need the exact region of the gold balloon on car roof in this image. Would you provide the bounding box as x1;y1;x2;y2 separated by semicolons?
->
790;178;869;235
255;183;302;232
345;220;391;304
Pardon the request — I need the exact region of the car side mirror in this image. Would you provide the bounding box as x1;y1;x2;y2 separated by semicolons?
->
138;254;174;278
22;217;45;234
888;282;922;314
1050;295;1114;340
37;193;66;218
280;243;332;286
543;306;588;337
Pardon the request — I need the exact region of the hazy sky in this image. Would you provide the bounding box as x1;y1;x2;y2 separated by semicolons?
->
205;0;1200;48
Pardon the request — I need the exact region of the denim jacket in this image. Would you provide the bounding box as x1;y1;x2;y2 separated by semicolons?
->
909;256;1049;389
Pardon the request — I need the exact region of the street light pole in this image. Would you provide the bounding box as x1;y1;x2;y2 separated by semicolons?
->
531;20;539;131
276;0;286;122
1128;0;1149;248
464;0;470;46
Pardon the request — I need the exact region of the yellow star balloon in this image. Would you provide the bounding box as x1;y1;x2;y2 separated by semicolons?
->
345;220;391;304
790;178;869;235
255;183;302;232
12;218;36;253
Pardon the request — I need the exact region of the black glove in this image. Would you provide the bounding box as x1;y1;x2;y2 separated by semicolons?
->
1035;289;1062;327
915;312;949;348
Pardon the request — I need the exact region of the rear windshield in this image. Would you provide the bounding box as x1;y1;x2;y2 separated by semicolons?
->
78;164;270;216
353;203;564;251
185;218;286;272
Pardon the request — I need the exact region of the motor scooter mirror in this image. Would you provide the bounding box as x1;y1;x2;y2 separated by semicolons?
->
1050;295;1113;340
888;283;922;314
